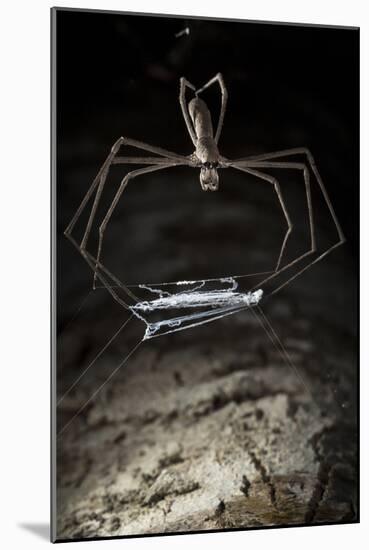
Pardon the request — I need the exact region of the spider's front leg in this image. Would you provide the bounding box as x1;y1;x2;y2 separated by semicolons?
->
229;149;345;295
231;164;294;273
64;136;191;296
236;147;345;242
65;136;190;242
93;162;182;293
228;159;315;280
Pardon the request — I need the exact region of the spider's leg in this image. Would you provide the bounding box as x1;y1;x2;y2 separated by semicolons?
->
239;156;345;294
232;148;345;242
80;157;183;288
65;134;191;288
269;239;344;295
179;77;197;146
94;162;183;290
231;165;293;272
195;73;228;144
117;137;190;163
65;231;134;309
230;161;317;293
65;136;188;242
63;137;153;242
79;156;112;258
64;137;123;238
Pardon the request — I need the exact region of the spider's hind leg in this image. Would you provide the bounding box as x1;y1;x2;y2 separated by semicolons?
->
179;77;198;146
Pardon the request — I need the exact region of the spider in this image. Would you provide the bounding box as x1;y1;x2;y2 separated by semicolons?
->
65;73;345;308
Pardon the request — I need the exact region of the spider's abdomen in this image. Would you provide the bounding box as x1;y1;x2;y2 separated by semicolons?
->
189;97;214;139
189;97;220;164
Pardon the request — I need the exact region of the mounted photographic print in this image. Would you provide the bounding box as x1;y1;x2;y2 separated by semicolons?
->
51;7;359;542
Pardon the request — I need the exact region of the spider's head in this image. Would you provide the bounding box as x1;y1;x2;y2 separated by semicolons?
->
200;163;219;191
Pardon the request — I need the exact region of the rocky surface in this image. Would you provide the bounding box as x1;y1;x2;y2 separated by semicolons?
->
56;275;357;539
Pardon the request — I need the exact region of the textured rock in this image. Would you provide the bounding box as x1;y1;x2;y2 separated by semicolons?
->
56;294;357;539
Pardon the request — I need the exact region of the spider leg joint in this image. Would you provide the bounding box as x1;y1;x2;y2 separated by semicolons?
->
111;138;123;154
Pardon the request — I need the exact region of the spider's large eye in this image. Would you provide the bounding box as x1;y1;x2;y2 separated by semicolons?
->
200;167;219;191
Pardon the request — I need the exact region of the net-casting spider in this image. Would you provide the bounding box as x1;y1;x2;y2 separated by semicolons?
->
65;73;345;304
